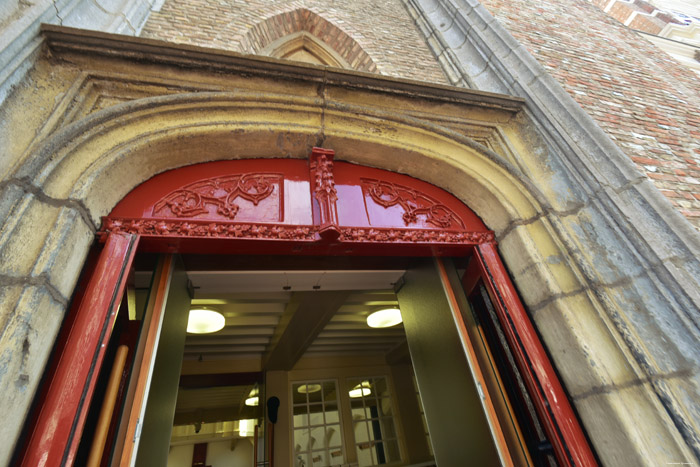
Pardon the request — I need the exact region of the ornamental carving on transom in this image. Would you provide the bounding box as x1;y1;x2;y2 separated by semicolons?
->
309;152;337;203
100;218;494;245
102;218;316;241
361;179;464;229
152;173;282;222
309;148;340;240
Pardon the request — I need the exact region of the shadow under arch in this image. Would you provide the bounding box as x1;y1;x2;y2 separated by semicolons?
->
241;8;377;72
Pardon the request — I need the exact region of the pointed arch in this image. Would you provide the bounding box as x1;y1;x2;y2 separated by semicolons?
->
242;8;377;72
261;31;351;68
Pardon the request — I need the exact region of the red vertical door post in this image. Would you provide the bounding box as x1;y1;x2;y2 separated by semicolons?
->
475;242;597;466
22;232;139;467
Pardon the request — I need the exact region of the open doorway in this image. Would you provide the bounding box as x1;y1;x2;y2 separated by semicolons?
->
124;254;438;467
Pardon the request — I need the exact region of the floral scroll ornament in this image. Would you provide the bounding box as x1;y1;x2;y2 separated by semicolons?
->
362;179;464;229
152;173;280;220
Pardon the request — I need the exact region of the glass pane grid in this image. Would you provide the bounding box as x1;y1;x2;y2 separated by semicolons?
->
348;376;400;466
292;380;344;467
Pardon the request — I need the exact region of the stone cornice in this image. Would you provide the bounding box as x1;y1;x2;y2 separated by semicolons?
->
40;24;525;114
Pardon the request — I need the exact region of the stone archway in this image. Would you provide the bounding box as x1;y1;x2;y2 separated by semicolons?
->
2;33;697;463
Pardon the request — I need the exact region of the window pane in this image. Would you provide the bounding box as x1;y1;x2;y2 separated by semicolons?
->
349;376;401;466
354;419;370;444
308;403;324;426
294;428;311;451
310;449;327;466
379;397;393;416
380;417;396;439
291;380;344;466
324;403;339;424
293;386;307;405
325;424;342;448
383;439;401;463
308;385;323;403
294;451;310;467
293;412;309;428
322;381;336;401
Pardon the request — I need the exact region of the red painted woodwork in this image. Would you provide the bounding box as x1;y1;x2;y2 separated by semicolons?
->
109;159;311;225
361;179;464;229
309;147;340;240
102;150;492;253
152;173;282;222
473;243;598;467
22;232;138;467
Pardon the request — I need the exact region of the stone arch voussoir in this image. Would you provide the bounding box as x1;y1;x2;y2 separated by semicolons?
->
15;90;578;318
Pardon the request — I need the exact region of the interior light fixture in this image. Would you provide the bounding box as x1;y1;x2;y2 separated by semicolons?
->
238;419;255;437
366;308;402;328
297;383;322;394
187;308;226;334
349;381;372;398
245;388;259;406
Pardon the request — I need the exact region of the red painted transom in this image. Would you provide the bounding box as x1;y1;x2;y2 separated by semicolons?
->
102;148;493;246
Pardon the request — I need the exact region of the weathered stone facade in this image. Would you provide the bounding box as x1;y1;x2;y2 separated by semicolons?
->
1;0;700;465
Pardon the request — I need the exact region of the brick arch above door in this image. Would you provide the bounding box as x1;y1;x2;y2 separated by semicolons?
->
242;8;377;72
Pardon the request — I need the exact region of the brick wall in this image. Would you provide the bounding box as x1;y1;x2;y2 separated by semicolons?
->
141;0;700;228
479;0;700;228
140;0;448;84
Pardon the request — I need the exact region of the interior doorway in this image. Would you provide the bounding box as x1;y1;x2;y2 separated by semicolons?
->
122;254;445;467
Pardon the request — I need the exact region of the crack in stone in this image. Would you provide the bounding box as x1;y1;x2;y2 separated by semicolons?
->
495;210;546;243
528;254;689;315
0;273;68;339
52;0;64;24
1;178;98;232
496;172;651;245
529;287;588;315
315;69;327;148
573;367;695;401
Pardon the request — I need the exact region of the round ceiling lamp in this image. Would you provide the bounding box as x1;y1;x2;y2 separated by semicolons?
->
187;308;226;334
366;308;402;328
297;383;322;394
349;381;372;398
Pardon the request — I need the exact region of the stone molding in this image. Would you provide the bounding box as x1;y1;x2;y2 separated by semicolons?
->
0;0;153;106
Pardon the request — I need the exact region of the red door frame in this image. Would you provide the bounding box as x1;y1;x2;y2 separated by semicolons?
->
21;232;139;467
20;149;596;466
466;244;597;466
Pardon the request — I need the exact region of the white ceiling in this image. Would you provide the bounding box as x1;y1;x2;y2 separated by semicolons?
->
188;270;405;294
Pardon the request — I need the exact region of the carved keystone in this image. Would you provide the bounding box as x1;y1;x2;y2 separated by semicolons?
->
309;147;341;241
